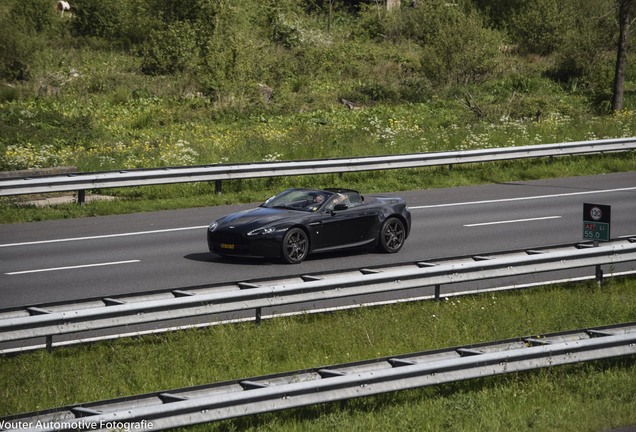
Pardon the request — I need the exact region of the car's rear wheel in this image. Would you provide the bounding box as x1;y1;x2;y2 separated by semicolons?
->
281;228;309;264
377;217;406;253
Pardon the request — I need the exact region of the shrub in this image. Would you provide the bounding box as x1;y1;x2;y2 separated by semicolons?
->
507;0;574;55
420;9;503;86
8;0;54;33
0;85;20;102
0;0;55;81
547;0;617;93
140;21;201;75
358;1;504;87
71;0;153;49
0;18;37;81
270;12;306;49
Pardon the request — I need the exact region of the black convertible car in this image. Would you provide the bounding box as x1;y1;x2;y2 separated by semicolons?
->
207;188;411;263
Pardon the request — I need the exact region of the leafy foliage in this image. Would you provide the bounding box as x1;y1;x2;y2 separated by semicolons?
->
506;0;574;55
358;1;504;86
141;21;201;75
70;0;153;48
0;0;631;176
0;0;53;81
0;0;623;100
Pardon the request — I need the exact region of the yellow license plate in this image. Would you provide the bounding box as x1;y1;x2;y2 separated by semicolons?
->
220;243;235;250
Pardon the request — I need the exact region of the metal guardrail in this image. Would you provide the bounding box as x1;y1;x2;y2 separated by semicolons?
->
3;322;635;431
1;239;635;352
1;138;634;201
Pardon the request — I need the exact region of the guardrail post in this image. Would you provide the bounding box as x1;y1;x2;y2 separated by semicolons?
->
595;265;604;287
435;285;441;301
593;240;603;287
255;307;262;325
77;190;85;205
215;180;223;194
46;335;53;353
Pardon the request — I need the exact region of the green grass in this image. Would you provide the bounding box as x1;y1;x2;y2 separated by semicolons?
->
1;278;635;431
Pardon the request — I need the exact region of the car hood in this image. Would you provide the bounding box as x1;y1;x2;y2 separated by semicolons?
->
217;207;301;231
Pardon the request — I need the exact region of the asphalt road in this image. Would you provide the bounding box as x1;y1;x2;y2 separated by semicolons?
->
1;172;635;309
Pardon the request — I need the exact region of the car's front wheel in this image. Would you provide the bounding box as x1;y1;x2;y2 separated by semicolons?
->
377;217;406;253
281;228;309;264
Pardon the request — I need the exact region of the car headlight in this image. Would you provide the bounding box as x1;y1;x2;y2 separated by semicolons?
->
208;221;219;232
248;226;285;236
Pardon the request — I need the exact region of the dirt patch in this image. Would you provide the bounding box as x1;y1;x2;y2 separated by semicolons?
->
17;194;117;207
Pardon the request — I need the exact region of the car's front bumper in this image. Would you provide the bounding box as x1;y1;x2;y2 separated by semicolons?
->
207;230;284;259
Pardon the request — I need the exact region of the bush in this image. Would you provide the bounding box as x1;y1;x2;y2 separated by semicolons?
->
71;0;153;49
10;0;54;33
0;85;20;102
0;19;36;81
547;0;617;101
140;21;201;75
0;0;56;81
420;9;503;86
358;1;504;87
507;0;574;55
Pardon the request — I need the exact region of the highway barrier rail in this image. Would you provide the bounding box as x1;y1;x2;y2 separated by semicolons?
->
2;322;635;431
0;137;635;202
1;238;635;353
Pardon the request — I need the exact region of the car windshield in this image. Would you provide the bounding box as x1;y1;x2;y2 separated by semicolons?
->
261;189;334;212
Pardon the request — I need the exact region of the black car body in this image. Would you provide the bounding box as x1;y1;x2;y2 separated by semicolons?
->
207;188;411;263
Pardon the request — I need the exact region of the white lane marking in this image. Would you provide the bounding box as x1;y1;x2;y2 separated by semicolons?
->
409;186;636;209
1;186;633;248
464;216;562;227
5;260;141;275
0;226;208;248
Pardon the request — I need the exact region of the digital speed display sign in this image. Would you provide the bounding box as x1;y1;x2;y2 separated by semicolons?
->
583;203;611;242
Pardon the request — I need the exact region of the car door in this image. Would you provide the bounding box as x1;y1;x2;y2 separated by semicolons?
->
313;201;378;250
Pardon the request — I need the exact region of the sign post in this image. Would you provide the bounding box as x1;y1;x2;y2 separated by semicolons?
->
583;203;611;287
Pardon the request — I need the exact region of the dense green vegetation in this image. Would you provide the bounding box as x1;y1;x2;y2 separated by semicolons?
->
0;1;634;208
1;279;635;431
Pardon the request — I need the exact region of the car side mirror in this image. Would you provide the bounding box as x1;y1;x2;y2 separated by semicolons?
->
333;203;348;211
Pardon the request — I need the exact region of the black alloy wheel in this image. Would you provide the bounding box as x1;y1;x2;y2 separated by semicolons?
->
281;228;309;263
378;217;405;253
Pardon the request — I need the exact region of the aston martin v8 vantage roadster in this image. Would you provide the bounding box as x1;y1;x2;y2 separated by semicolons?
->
207;188;411;264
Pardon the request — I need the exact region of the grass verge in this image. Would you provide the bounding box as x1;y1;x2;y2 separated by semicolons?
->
1;278;635;431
